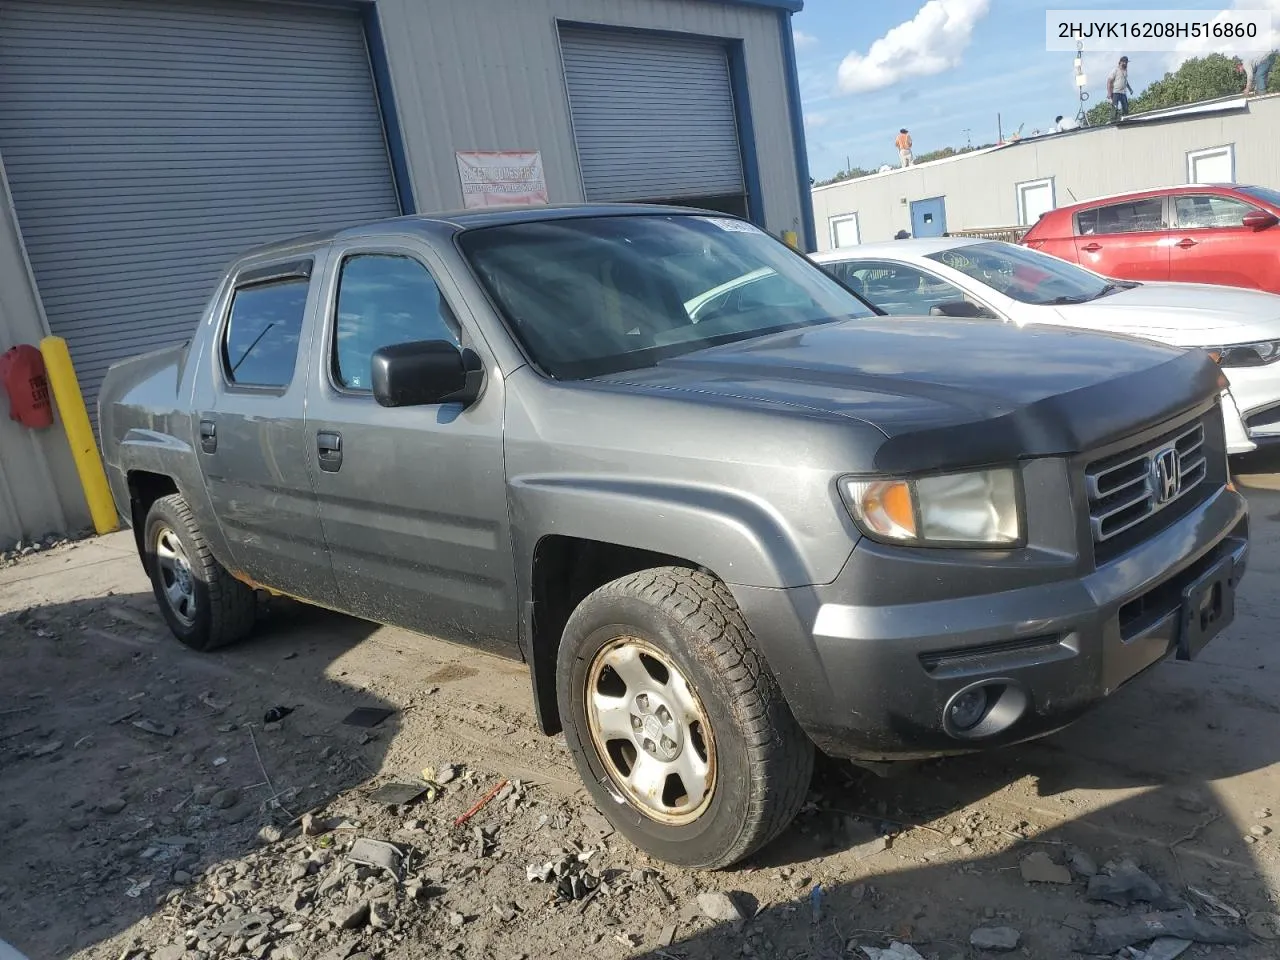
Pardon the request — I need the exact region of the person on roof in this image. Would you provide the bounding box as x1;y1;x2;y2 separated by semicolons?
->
1107;56;1133;118
895;128;913;167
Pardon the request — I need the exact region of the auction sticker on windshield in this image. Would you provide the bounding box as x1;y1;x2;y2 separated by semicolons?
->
699;217;764;234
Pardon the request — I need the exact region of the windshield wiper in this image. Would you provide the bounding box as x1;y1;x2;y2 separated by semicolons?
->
1045;283;1121;305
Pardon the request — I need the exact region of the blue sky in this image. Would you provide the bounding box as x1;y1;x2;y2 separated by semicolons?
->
791;0;1278;180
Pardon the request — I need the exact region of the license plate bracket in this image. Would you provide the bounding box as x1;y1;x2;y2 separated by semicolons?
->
1178;557;1236;661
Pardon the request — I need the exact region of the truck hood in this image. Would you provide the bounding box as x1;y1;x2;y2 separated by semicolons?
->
1046;282;1280;346
591;317;1222;474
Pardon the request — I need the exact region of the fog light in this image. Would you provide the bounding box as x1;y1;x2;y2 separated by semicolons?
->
948;687;988;731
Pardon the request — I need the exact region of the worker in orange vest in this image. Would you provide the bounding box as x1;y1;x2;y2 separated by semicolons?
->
895;128;913;167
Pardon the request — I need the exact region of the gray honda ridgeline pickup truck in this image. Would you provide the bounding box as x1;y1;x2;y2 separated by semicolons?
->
100;205;1248;868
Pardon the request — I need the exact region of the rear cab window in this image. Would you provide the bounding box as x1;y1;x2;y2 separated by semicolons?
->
1075;197;1165;236
221;263;312;389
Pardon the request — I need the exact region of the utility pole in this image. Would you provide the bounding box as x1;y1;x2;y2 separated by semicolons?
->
997;112;1003;144
962;128;972;148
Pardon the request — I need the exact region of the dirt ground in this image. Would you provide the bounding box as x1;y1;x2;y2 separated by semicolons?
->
3;459;1280;960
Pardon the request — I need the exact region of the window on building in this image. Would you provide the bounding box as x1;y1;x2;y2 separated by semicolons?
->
1174;194;1256;229
1076;198;1164;236
333;254;459;391
1016;178;1055;226
1187;144;1234;184
829;214;860;248
222;279;310;388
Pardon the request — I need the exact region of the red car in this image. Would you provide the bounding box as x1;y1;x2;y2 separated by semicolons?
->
1021;183;1280;293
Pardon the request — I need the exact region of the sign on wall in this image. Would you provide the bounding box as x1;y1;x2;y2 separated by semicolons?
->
455;151;549;208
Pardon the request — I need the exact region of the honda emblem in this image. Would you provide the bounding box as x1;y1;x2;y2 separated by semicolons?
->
1151;447;1181;504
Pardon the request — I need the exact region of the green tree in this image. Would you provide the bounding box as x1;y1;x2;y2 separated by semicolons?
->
1132;52;1244;110
814;167;875;186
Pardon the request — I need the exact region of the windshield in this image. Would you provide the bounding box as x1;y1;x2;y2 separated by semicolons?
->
927;241;1117;305
1237;184;1280;211
458;214;877;378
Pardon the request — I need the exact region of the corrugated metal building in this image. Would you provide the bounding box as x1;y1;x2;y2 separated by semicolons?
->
812;93;1280;251
0;0;814;547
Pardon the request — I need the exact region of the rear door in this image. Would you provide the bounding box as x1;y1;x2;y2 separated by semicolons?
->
1073;195;1171;280
304;241;517;655
1170;192;1271;289
192;254;337;601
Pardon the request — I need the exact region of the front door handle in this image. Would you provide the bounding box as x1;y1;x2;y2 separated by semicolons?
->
1081;242;1102;253
1176;237;1198;248
317;432;343;472
199;419;217;454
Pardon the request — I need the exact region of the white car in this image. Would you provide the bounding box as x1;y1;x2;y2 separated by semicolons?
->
813;238;1280;455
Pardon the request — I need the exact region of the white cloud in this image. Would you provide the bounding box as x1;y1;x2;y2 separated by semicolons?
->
1164;0;1280;70
837;0;991;94
804;111;830;128
793;28;818;49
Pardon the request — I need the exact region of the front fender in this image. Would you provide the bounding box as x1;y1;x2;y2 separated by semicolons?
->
510;474;840;590
509;473;853;736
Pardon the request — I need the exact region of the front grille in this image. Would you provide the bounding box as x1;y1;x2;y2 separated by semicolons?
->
1086;418;1207;545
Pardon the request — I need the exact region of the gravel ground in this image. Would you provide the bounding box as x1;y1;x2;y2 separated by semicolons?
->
3;464;1280;960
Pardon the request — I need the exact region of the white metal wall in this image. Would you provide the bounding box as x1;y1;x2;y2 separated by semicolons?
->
812;95;1280;249
373;0;805;238
0;156;89;547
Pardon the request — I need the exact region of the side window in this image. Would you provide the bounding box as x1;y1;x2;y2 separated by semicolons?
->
333;254;460;391
1076;198;1164;236
1174;195;1255;230
222;278;310;388
858;262;967;311
825;261;867;296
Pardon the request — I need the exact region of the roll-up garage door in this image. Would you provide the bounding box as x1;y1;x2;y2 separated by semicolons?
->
559;27;745;207
0;0;401;418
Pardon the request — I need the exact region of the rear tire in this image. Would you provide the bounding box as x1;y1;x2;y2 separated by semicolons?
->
143;494;256;651
557;567;813;869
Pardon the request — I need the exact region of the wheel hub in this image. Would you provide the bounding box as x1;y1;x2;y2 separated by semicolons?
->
584;636;716;825
634;693;682;761
154;525;197;627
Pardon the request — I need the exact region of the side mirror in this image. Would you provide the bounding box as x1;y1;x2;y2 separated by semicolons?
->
928;300;988;318
1242;210;1279;231
371;340;483;408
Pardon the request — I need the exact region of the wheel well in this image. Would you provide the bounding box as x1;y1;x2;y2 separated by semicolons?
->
529;536;699;735
126;471;179;558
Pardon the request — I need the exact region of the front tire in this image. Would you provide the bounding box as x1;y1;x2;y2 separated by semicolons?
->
143;494;256;651
557;567;813;869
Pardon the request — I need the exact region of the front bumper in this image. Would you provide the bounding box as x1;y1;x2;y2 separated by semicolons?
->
1222;361;1280;454
734;482;1248;761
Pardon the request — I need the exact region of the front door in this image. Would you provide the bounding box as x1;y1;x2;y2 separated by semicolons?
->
1170;193;1271;289
910;197;947;237
304;243;518;654
193;258;337;601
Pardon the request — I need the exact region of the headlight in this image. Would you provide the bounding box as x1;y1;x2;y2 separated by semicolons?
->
1210;341;1280;367
840;468;1021;546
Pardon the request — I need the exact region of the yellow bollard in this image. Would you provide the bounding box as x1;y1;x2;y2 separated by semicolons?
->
39;336;119;535
782;229;799;250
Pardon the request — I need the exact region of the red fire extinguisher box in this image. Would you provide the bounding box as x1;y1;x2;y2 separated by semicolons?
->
0;344;55;430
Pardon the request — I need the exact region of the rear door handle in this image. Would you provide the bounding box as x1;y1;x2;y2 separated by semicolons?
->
1081;242;1102;252
1176;237;1198;248
199;419;217;454
317;432;343;472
